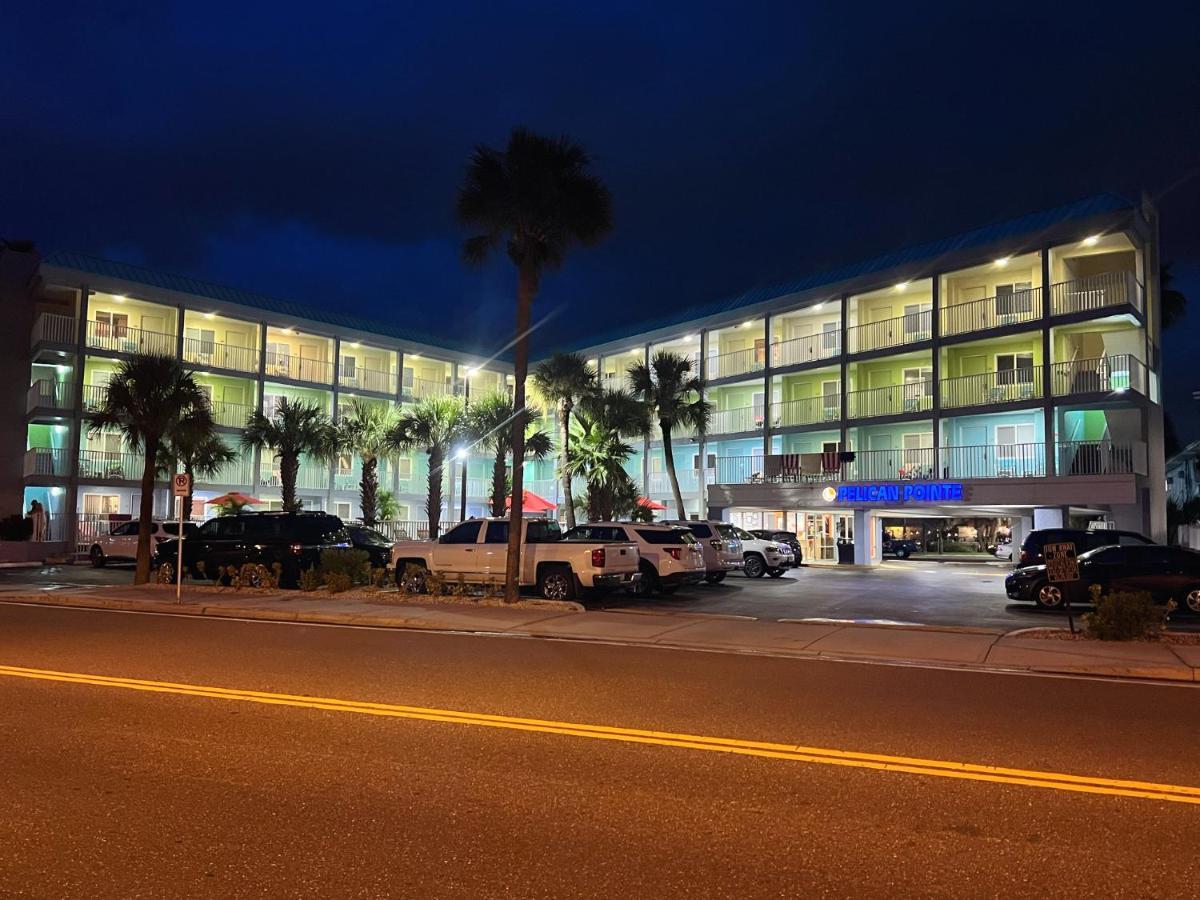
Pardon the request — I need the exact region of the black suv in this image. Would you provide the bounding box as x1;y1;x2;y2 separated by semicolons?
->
749;529;804;565
1007;544;1200;612
1017;528;1152;567
346;524;393;569
155;512;350;587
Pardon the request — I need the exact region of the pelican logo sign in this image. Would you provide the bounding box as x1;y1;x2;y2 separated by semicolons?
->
829;482;965;504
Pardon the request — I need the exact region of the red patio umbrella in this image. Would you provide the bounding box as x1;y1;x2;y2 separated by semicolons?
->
637;496;667;510
506;490;556;513
206;492;262;506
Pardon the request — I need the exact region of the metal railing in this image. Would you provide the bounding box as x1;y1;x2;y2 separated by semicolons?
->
258;461;331;491
775;395;841;428
1050;354;1146;397
183;337;260;373
405;377;454;400
211;400;254;428
80;384;108;412
706;346;765;381
199;456;255;486
78;449;144;480
264;350;335;384
32;313;77;347
847;310;932;354
709;406;763;435
940;287;1043;337
339;365;397;395
24;447;71;477
939;367;1043;410
846;380;933;419
647;469;701;494
86;320;176;356
771;333;841;368
1051;271;1141;316
27;380;73;413
1056;440;1134;476
939;443;1047;479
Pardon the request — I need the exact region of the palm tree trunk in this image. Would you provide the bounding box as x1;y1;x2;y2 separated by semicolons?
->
427;447;443;538
135;440;159;585
281;453;300;513
504;265;538;603
491;444;507;517
661;422;687;520
560;398;575;529
360;455;379;526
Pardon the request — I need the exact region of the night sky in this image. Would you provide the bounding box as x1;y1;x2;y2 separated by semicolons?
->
4;2;1199;438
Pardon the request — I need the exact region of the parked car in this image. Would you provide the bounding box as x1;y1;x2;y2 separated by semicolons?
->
731;527;794;578
391;518;639;600
154;512;350;586
90;520;198;567
1017;527;1153;567
882;534;918;559
661;520;743;584
1006;544;1200;612
991;540;1013;561
749;529;804;565
346;524;394;569
564;522;704;596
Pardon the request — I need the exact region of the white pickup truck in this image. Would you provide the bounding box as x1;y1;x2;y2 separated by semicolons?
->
390;517;640;600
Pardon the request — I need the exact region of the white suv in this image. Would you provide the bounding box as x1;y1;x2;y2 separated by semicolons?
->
662;520;743;584
89;520;197;567
565;523;705;596
731;526;794;578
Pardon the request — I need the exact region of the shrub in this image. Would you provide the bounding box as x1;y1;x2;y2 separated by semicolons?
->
368;567;390;589
0;515;33;541
324;571;353;594
318;548;371;585
1084;586;1174;641
424;570;447;595
298;568;322;592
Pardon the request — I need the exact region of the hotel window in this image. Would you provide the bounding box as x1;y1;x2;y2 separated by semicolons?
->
263;393;284;416
340;355;357;380
83;493;120;516
902;432;933;466
335;502;352;520
396;457;413;478
265;341;289;369
996;352;1035;384
822;321;840;352
996;423;1036;455
337;454;354;476
186;327;216;358
902;304;932;340
754;338;766;365
96;311;129;338
822;381;839;418
996;282;1034;318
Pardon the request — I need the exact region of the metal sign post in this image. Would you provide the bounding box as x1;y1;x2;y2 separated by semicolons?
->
172;473;192;603
1044;541;1080;633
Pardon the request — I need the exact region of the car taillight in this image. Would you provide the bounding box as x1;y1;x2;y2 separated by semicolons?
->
1019;549;1030;565
591;548;605;567
664;547;682;560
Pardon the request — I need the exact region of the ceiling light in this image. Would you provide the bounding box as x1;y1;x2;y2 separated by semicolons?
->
1082;234;1101;247
466;366;479;376
203;312;215;319
409;354;420;361
348;342;360;348
741;321;753;328
280;328;293;336
813;303;824;311
894;282;910;292
455;448;468;461
113;295;126;303
994;257;1011;267
683;334;696;341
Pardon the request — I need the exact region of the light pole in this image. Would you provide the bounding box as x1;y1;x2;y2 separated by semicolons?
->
456;447;468;522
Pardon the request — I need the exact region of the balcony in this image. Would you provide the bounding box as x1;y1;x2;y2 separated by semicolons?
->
27;380;73;414
648;469;703;494
78;449;144;481
847;310;932;355
1050;355;1147;397
339;365;397;395
846;381;933;419
706;347;764;381
405;377;455;401
86;320;175;356
939;368;1043;410
1051;272;1141;317
80;384;108;413
940;287;1043;337
264;350;334;385
212;400;254;429
183;337;261;374
776;395;840;428
199;456;255;487
1056;440;1135;476
709;406;763;435
771;333;841;368
259;462;330;491
24;447;71;478
940;443;1047;479
32;313;77;348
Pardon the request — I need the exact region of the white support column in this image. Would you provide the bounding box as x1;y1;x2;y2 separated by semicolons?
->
852;508;882;565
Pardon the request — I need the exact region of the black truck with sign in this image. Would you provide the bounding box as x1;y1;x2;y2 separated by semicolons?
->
882;533;918;559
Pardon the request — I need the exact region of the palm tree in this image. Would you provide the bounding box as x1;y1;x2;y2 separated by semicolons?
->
241;399;336;514
387;395;466;538
628;351;712;519
457;127;613;602
159;413;237;522
333;399;398;526
532;352;597;529
89;353;211;584
566;389;651;522
466;392;554;516
1161;262;1187;329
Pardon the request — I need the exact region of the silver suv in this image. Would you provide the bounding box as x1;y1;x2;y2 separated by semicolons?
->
661;520;743;584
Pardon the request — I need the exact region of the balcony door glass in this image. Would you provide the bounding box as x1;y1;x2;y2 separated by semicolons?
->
996;352;1035;385
996;282;1033;317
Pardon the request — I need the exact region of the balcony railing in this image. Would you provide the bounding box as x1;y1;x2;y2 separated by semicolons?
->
1056;440;1134;476
80;384;108;413
776;395;841;428
86;321;176;356
211;400;254;429
27;380;73;413
1051;271;1141;317
32;313;77;347
707;346;765;381
846;380;933;419
183;337;260;374
199;456;255;487
339;366;397;395
24;447;71;477
648;469;702;494
710;406;763;435
940;287;1043;337
940;443;1048;479
405;377;454;400
939;367;1043;410
78;449;144;481
1050;354;1146;397
258;461;330;491
847;310;932;354
771;333;841;368
264;351;334;385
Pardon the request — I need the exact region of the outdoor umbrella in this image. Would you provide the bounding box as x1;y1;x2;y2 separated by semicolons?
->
206;492;262;506
637;496;667;510
506;490;556;513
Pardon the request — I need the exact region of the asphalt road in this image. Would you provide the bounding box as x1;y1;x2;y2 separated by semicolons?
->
2;602;1199;898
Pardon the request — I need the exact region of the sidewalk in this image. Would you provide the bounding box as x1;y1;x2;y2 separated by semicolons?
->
5;585;1198;683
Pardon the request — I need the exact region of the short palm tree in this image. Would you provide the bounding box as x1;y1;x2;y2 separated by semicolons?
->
467;392;554;516
532;352;597;529
566;389;651;522
159;413;237;522
628;351;712;519
241;399;336;513
457;127;613;601
89;353;212;583
333;399;398;526
387;395;466;538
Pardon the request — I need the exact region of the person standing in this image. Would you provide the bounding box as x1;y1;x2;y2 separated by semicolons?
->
30;500;48;541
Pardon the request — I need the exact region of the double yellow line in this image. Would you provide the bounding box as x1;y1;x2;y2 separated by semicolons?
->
3;663;1198;805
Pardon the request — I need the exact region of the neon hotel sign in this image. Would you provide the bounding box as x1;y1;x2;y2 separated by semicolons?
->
828;482;965;503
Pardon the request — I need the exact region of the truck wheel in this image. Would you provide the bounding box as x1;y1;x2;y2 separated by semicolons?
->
398;562;428;593
90;546;106;568
630;562;658;597
538;566;577;601
1034;582;1064;609
743;554;766;578
767;568;785;578
704;572;726;585
897;548;910;559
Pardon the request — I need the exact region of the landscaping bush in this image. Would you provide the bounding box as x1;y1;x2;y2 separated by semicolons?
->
0;515;33;541
1083;586;1174;641
298;567;322;592
323;571;353;594
318;548;371;585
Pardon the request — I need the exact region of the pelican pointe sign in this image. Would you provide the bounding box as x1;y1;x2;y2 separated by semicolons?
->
829;482;966;504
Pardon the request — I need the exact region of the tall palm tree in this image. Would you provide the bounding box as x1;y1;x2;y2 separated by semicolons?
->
466;391;554;516
1161;262;1187;330
387;395;466;538
628;351;712;519
566;389;652;522
457;127;613;602
241;399;336;514
532;352;597;529
333;399;398;526
89;353;211;584
159;413;237;522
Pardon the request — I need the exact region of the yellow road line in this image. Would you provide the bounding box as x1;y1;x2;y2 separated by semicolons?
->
2;663;1197;805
